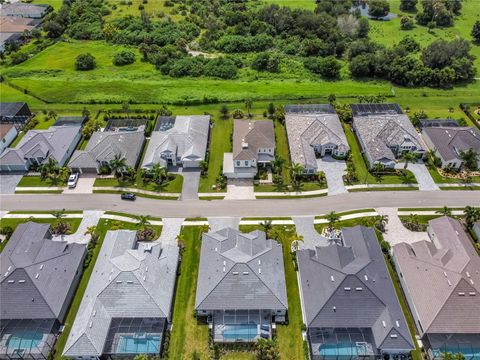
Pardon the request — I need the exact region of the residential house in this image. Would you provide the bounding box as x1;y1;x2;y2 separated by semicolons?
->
0;32;21;52
393;217;480;360
0;16;37;33
0;123;82;172
195;228;288;343
0;102;32;127
63;230;179;359
285;104;349;174
297;226;414;359
0;3;51;18
473;220;480;240
223;119;275;178
142;115;210;169
351;103;425;169
69;129;145;174
422;126;480;170
0;123;18;154
0;222;86;360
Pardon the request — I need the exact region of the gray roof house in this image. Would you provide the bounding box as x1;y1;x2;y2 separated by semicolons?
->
351;103;425;169
142;115;210;169
195;228;288;342
69;129;145;174
0;124;82;172
223;119;275;179
297;226;414;359
0;102;32;125
0;3;51;18
422;126;480;170
63;230;179;359
285;104;349;174
393;217;480;360
0;222;86;360
473;220;480;240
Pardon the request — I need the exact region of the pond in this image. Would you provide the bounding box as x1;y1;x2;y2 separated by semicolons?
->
351;4;398;21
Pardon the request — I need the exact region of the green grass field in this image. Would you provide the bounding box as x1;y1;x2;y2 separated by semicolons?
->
93;173;184;193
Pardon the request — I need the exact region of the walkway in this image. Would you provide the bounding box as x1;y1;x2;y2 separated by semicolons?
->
208;217;240;232
395;162;439;191
52;210;104;244
317;156;348;196
225;179;255;200
376;207;430;246
292;216;329;249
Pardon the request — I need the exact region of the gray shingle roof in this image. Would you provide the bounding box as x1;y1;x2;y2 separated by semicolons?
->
0;125;81;166
195;228;287;312
0;102;26;117
69;130;144;170
233;120;275;161
63;230;179;357
0;3;50;17
0;222;86;321
141;115;210;168
297;226;414;351
393;217;480;335
423;127;480;162
352;106;424;164
285;104;349;170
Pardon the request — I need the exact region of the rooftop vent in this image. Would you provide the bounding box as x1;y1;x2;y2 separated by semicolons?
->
364;275;369;281
396;321;400;327
116;281;122;284
243;271;249;275
382;321;386;328
93;310;96;317
458;292;465;296
19;280;25;283
344;287;351;291
330;276;335;282
469;292;476;296
390;334;398;339
444;271;448;277
7;266;11;271
242;142;249;149
35;273;39;279
8;280;14;283
355;287;363;291
466;272;471;278
88;321;92;328
259;268;262;274
447;280;452;286
127;280;133;284
40;264;44;270
333;306;336;312
233;271;239;275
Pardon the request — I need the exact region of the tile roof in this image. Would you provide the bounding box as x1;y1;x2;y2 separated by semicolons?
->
141;115;210;168
63;230;179;357
0;222;86;321
0;124;81;166
352;105;424;163
297;226;414;351
0;16;36;32
195;228;288;312
69;130;144;169
393;217;480;335
423;127;480;162
232;119;275;161
285;104;349;169
0;3;49;17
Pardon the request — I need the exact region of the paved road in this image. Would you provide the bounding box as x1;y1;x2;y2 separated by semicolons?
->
1;191;479;217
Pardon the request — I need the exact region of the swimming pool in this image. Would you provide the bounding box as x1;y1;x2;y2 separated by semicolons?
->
116;334;160;354
318;342;360;356
7;331;43;353
222;324;258;341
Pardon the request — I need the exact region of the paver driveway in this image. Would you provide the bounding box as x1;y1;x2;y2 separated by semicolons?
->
157;217;184;245
292;216;330;249
395;162;439;191
225;179;255;200
208;217;240;232
52;210;104;244
316;156;347;196
376;207;430;246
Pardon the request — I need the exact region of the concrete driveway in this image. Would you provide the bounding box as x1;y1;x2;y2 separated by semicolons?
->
52;210;104;244
395;162;439;191
156;218;184;245
0;174;23;194
63;177;96;194
316;156;347;196
225;179;255;200
208;217;240;232
178;169;200;200
376;207;430;246
293;216;330;249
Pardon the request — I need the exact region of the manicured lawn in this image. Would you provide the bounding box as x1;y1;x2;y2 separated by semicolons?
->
103;211;162;221
427;166;480;184
315;208;376;219
93;173;183;193
198;117;232;193
343;124;417;185
220;352;256;360
17;175;66;187
168;226;210;360
274;119;291;184
0;217;82;252
239;225;304;360
260;0;316;10
92;189;179;199
52;219;161;360
254;181;326;192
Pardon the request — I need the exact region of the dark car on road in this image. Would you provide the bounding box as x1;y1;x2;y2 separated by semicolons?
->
121;192;136;201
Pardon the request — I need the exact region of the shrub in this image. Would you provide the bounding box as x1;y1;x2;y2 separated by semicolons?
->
400;16;414;30
368;0;389;19
304;56;341;78
113;50;136;66
251;52;280;72
232;109;244;119
75;53;96;70
10;52;28;65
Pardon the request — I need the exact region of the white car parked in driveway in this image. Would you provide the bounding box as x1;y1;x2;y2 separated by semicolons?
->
68;173;79;188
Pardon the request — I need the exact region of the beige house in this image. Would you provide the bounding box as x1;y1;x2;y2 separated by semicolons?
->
223;119;275;179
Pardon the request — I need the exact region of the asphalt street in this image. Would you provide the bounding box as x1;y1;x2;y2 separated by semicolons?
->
1;191;479;218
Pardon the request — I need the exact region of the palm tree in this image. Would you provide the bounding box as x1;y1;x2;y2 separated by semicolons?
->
51;208;66;221
150;163;167;184
272;157;285;176
260;220;273;238
136;215;151;230
371;163;384;182
219;104;229;119
40;158;58;179
464;206;480;228
109;154;127;178
401;151;419;170
436;206;452;216
374;215;389;233
199;160;208;176
50;208;69;235
459;148;478;171
84;225;99;243
290;163;304;187
325;211;341;231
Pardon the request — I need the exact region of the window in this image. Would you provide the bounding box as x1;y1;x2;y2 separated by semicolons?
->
236;161;240;166
244;161;248;166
